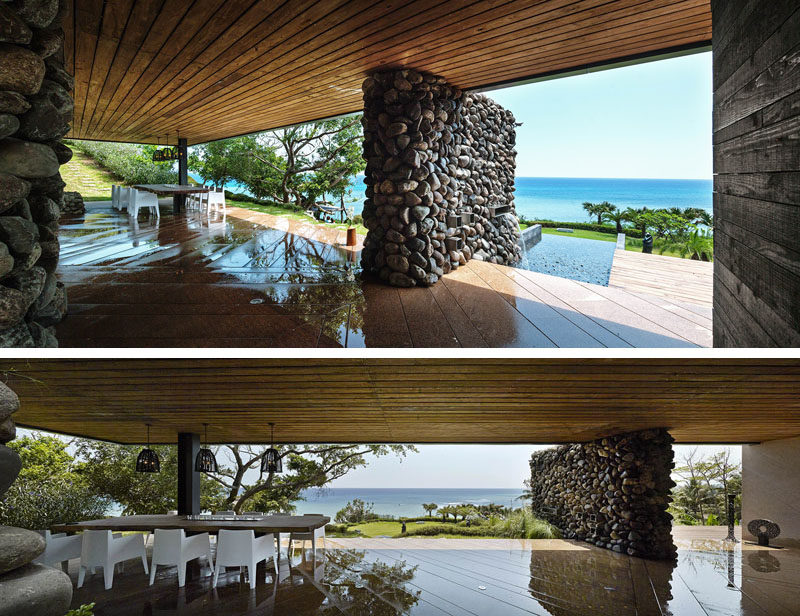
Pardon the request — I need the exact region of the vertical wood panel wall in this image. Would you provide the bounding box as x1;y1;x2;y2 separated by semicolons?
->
712;0;800;346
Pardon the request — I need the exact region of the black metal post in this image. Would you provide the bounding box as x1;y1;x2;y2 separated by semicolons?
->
174;137;188;214
177;432;200;515
725;493;738;542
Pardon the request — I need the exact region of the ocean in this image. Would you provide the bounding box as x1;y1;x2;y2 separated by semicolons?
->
292;488;527;519
213;175;712;223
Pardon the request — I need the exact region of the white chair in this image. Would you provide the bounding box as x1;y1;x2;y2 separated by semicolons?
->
129;189;160;219
212;529;277;590
289;514;325;560
201;187;226;213
117;186;131;212
149;529;213;587
77;530;149;590
111;185;119;210
33;530;82;573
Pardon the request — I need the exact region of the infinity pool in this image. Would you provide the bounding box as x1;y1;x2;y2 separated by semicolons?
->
517;232;616;285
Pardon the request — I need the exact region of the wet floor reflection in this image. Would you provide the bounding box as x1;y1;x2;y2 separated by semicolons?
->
70;540;799;616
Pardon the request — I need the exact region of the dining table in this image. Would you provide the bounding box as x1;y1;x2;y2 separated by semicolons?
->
132;184;210;214
51;513;330;561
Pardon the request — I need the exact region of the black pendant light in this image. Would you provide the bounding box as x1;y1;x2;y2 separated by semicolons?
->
135;424;160;473
261;422;282;473
194;423;218;473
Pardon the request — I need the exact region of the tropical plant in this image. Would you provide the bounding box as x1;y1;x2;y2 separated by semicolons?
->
602;206;626;233
422;502;438;517
681;228;713;261
582;201;616;225
671;448;741;525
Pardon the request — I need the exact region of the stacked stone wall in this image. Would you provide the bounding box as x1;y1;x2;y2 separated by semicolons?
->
529;428;677;560
0;0;71;347
0;381;73;615
360;68;520;287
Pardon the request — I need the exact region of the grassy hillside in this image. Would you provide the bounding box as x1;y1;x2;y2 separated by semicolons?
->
61;149;118;200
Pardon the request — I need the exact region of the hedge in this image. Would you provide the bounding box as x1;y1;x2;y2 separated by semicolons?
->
524;219;644;238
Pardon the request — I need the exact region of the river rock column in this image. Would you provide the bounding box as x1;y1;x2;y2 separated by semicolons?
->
0;0;72;347
360;68;520;288
529;428;677;560
0;381;73;616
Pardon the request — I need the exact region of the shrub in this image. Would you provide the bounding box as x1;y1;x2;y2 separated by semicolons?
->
403;523;489;537
488;510;561;539
0;479;109;530
67;140;177;186
526;219;644;238
335;498;376;524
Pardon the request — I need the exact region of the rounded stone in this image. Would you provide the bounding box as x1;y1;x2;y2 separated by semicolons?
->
0;90;30;114
46;140;72;164
0;321;35;347
0;563;72;616
0;285;27;329
44;59;72;91
0;113;19;140
388;272;415;287
17;80;73;142
27;194;59;223
0;216;39;256
30;26;63;58
0;416;15;442
0;382;19;420
0;242;12;278
7;265;46;306
0;138;59;178
0;44;45;95
386;254;409;273
0;5;32;44
0;444;21;495
11;0;60;29
0;173;29;214
0;526;45;576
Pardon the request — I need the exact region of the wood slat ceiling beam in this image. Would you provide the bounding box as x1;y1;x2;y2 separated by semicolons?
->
4;359;798;445
64;0;712;145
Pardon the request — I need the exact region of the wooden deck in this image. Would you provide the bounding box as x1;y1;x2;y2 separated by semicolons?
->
53;207;712;347
609;248;713;308
63;531;797;616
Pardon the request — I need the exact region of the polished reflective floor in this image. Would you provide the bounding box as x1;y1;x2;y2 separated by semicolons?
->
65;533;798;615
55;206;712;347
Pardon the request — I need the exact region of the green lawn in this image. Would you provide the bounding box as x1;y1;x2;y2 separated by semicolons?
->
61;150;119;200
540;227;617;242
328;519;496;538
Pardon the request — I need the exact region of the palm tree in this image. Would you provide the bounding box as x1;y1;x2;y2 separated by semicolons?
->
602;207;626;233
622;207;649;235
422;503;438;517
680;229;713;261
582;201;615;225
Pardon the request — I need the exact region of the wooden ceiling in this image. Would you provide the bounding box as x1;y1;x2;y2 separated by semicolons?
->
5;359;798;445
63;0;712;145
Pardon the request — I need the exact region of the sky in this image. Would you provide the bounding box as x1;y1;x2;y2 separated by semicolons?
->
485;51;712;180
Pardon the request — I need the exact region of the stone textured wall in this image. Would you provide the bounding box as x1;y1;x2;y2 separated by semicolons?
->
0;0;72;347
61;191;84;215
360;68;521;287
529;429;677;560
0;381;73;615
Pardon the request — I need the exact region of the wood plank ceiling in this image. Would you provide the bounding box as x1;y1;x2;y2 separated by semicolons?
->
63;0;712;145
5;359;798;445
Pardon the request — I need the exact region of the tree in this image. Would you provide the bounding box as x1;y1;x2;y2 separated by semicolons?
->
602;207;626;233
0;433;109;530
188;137;255;188
582;201;615;225
438;505;458;521
243;116;364;207
422;503;438;517
455;505;474;521
681;228;713;261
335;499;375;524
671;447;741;525
74;440;225;515
622;207;649;235
202;443;417;514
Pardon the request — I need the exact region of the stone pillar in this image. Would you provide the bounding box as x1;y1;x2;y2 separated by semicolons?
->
742;436;800;548
528;428;677;560
0;381;73;616
0;0;72;347
360;68;521;287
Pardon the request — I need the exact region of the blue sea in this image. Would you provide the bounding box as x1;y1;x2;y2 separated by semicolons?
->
292;488;527;519
213;175;712;223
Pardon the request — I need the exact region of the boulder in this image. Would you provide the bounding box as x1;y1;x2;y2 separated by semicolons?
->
0;444;21;495
30;26;62;58
0;44;45;94
0;216;39;256
27;194;59;222
0;321;35;347
0;564;72;616
27;172;64;199
0;285;27;330
0;242;12;278
0;382;18;420
0;114;19;140
0;138;58;177
0;5;32;44
6;265;46;306
0;90;29;114
10;0;60;29
0;527;45;576
46;139;71;164
16;80;73;141
43;58;72;91
27;321;56;347
0;416;15;442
